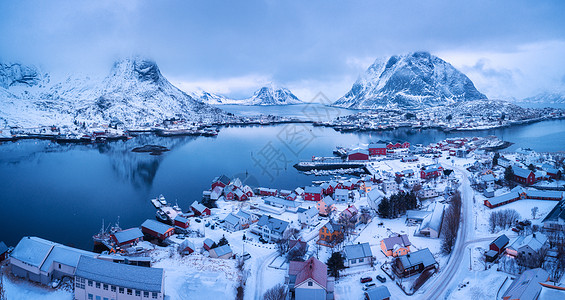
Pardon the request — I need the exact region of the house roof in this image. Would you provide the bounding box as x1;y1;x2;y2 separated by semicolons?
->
75;256;164;292
212;244;233;257
487;191;520;206
482;174;495;182
223;213;240;226
419;202;445;233
367;189;384;203
512;165;534;179
491;234;510;249
289;257;327;289
397;248;437;269
543;200;565;223
113;228;143;244
174;215;189;224
334;189;349;197
179;239;194;251
344;242;373;260
503;268;549;300
203;238;214;248
0;241;8;255
213;175;231;185
369;143;387;149
257;215;289;234
305;186;323;194
289;239;308;252
406;210;431;221
509;233;548;252
525;190;563;199
264;196;301;208
382;234;411;250
323;222;342;234
235;210;251;219
191;201;208;213
210;186;224;199
365;286;391;300
11;236;57;267
40;245;96;272
348;148;369;155
301;207;318;218
141;219;173;235
321;196;335;206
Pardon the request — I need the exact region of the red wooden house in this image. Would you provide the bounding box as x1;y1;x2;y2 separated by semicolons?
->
369;143;387;156
420;165;442;179
111;228;144;247
224;189;235;201
191;201;211;216
286;192;298;201
512;166;537;185
141;219;174;240
242;185;254;197
320;182;334;195
234;189;248;201
304;186;323;201
174;215;190;229
489;234;509;255
211;175;231;190
347;149;369;161
258;187;277;196
203;238;214;251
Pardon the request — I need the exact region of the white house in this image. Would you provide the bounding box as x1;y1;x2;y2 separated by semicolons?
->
367;189;385;211
382;180;398;194
297;207;318;226
334;189;349;202
343;243;373;267
418;202;445;238
252;215;290;242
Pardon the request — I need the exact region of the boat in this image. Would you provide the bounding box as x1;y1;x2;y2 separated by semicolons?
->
92;218;122;248
150;198;162;209
173;201;182;212
155;210;169;223
158;194;167;206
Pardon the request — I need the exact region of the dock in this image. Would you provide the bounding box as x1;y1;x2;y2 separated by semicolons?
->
293;159;366;171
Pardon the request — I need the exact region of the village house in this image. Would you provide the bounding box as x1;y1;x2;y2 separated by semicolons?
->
339;205;359;225
258;187;278;196
0;241;8;262
420;164;443;179
497;156;512;168
10;236;97;285
252;215;290;242
317;196;336;216
320;182;334;195
318;222;343;246
211;175;230;190
203;238;215;251
506;233;548;265
369;143;387;156
224;187;235;201
111;228;144;248
173;215;190;231
287;257;334;300
543;200;565;231
392;248;438;278
262;196;301;213
141;219;174;241
382;180;398;194
405;210;431;226
288;239;308;256
485;234;510;262
210;186;224;200
367;188;385;211
381;234;411;257
502;268;549;300
343;242;374;267
419;187;439;199
304;186;323;201
209;244;233;259
333;188;349;202
74;256;165;300
484;187;563;208
481;174;495;190
364;286;391;300
512;165;544;185
178;239;195;255
297;207;318;226
234;188;248;201
189;201;210;217
418;202;445;238
348;148;370;161
223;213;243;231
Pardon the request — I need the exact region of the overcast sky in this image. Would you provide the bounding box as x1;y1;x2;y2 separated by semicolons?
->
1;0;564;101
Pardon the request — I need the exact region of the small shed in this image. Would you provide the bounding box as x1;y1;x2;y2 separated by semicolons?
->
203;238;215;251
178;240;195;256
209;244;233;259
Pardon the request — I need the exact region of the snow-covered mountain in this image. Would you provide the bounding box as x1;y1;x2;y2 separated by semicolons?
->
193;84;303;106
520;91;565;104
424;99;547;120
334;52;487;110
0;58;227;128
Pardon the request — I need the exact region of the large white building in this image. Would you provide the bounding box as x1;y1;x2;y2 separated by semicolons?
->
74;256;165;300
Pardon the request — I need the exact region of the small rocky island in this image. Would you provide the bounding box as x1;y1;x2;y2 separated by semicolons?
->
131;145;170;155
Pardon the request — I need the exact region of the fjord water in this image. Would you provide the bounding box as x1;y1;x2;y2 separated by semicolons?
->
0;113;564;249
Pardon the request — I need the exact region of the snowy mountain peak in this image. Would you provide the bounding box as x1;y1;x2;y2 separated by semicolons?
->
248;84;302;105
334;52;487;110
108;57;162;83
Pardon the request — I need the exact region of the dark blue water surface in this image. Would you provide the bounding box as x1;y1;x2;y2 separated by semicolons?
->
0;117;564;249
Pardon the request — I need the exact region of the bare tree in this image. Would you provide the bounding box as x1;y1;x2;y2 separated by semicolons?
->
275;238;290;256
531;206;539;219
441;191;462;254
0;274;5;300
263;283;288;300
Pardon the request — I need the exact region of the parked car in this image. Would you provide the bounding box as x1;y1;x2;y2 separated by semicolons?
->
194;218;201;223
242;253;251;260
376;275;386;283
362;282;376;291
512;227;520;232
360;277;372;283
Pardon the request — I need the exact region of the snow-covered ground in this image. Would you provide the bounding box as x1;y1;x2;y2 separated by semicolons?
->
3;274;72;300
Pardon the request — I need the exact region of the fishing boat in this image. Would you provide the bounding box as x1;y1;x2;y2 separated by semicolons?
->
158;194;167;206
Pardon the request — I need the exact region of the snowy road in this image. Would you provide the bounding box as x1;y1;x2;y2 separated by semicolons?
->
419;164;475;299
253;251;278;300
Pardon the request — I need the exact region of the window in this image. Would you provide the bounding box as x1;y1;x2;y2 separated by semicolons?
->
119;287;124;294
308;282;313;287
88;294;93;300
88;280;93;287
58;263;61;269
144;291;149;298
104;298;108;300
96;296;101;300
127;289;132;295
76;281;82;288
152;292;158;299
359;258;364;262
111;286;116;292
136;290;141;296
96;282;101;289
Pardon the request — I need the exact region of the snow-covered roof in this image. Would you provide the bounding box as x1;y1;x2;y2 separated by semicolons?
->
321;196;335;206
419;202;445;233
406;210;431;221
174;215;189;224
491;234;510;249
397;248;437;269
525;190;563;199
510;233;548;252
257;215;289;234
482;174;495;182
40;245;96;272
304;186;322;194
264;196;301;208
213;175;230;185
223;213;240;226
382;234;411;250
344;242;372;260
503;268;549;300
141;219;173;235
235;210;251;219
179;239;194;251
487;191;520;206
289;257;327;289
512;165;533;178
0;241;7;255
365;286;391;300
191;201;208;213
75;256;164;292
367;189;384;203
300;206;318;218
212;244;232;257
113;228;143;244
11;236;57;267
203;238;214;248
334;189;349;197
369;143;387;148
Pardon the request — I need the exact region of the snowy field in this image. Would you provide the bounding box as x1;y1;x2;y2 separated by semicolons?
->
3;274;72;300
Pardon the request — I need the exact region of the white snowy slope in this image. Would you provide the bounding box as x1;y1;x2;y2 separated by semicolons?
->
425;99;551;120
519;90;565;104
194;83;303;106
334;52;487;110
0;58;227;128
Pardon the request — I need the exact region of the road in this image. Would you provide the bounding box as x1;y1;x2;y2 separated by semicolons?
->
253;251;278;300
420;164;476;299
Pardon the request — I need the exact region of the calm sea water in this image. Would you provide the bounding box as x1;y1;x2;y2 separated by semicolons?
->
0;110;564;249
